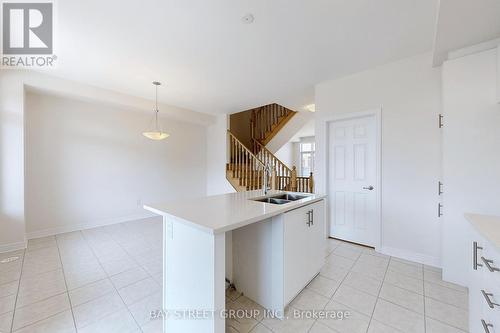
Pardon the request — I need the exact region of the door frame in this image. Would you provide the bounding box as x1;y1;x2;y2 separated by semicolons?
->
322;108;382;250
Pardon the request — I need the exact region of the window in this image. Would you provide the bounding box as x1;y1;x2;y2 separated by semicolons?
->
300;142;315;177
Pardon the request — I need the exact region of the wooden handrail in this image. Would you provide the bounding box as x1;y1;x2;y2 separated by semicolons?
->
227;130;266;191
228;130;264;164
251;104;295;145
252;139;292;173
253;138;294;191
227;106;314;193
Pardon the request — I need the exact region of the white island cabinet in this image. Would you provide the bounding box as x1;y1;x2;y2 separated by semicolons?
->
144;190;326;333
284;200;325;305
467;214;500;333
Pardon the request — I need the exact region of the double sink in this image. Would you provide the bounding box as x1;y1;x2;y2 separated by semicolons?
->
251;193;309;205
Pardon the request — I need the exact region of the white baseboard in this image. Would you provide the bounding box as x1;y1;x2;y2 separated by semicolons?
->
379;246;441;268
0;240;27;254
25;212;158;240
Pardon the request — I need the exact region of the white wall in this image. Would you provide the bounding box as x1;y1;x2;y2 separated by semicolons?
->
206;114;234;196
441;48;500;286
275;142;295;168
0;70;214;251
266;111;313;153
315;53;442;266
205;114;235;282
0;72;26;252
24;91;207;238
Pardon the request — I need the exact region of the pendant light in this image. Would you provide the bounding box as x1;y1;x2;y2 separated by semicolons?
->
143;81;169;140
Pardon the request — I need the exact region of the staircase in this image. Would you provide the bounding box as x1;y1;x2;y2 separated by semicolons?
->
251;104;296;145
226;104;314;193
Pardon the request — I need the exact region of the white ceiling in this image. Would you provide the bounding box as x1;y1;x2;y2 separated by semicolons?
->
433;0;500;66
47;0;438;114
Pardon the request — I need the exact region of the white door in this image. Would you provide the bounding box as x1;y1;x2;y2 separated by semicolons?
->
328;114;379;247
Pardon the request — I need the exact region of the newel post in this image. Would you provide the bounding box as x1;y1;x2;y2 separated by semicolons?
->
309;172;314;193
290;166;297;192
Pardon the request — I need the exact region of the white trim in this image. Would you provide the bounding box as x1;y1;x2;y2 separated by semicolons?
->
497;44;500;104
380;246;441;268
298;138;316;177
447;37;500;61
321;108;382;251
0;240;27;253
25;212;158;240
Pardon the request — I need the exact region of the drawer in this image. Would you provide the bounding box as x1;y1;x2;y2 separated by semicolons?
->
478;240;500;333
481;243;500;288
480;311;500;333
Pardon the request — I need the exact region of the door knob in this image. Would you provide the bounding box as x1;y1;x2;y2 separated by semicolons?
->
363;186;374;190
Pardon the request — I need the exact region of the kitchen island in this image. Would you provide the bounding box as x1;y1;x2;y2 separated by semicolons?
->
144;190;326;333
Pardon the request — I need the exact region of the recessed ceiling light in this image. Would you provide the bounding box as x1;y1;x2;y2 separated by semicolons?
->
242;14;254;24
305;104;315;112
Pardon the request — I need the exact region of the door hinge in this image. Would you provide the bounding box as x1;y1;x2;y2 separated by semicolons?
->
438;181;443;195
438;114;444;128
438;203;443;217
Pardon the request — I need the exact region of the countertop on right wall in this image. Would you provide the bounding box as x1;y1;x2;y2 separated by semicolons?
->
466;213;500;251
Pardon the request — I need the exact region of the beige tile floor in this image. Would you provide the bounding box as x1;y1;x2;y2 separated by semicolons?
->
0;217;163;333
0;218;468;333
227;239;469;333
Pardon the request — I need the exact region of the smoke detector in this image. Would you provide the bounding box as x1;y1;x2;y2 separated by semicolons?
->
242;14;255;24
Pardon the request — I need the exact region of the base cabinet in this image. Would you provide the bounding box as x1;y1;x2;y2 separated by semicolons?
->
470;228;500;332
283;200;325;306
232;199;326;315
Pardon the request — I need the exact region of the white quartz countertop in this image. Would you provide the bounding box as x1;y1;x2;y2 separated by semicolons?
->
144;190;326;234
466;213;500;251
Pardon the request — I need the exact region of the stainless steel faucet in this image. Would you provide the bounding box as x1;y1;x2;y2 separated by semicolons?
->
262;163;271;195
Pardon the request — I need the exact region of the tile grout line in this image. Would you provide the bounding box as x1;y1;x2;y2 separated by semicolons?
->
422;299;469;332
9;306;70;332
423;268;427;333
422;269;470;331
364;254;392;333
306;243;364;333
99;225;163;329
102;226;158;282
62;262;155;301
101;224;165;326
80;229;146;333
8;248;26;333
55;234;79;333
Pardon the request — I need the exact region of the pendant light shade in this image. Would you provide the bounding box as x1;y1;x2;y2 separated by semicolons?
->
143;81;169;140
143;131;169;140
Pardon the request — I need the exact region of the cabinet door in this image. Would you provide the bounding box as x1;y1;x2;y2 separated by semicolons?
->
308;200;326;276
480;243;500;332
283;205;312;305
469;230;486;333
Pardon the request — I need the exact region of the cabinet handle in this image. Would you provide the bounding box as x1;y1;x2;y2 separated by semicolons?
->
310;210;314;226
474;242;483;270
481;319;493;333
481;290;500;308
481;257;500;273
306;211;311;227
